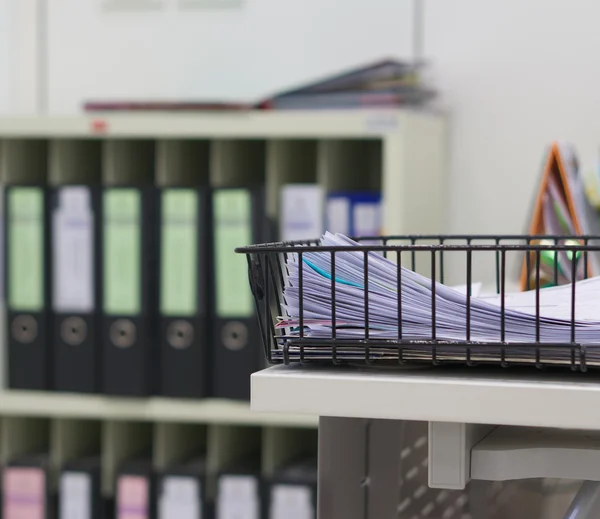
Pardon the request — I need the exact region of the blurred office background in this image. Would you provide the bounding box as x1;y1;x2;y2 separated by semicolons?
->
0;2;596;518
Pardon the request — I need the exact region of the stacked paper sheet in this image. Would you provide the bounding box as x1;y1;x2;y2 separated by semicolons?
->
278;233;600;346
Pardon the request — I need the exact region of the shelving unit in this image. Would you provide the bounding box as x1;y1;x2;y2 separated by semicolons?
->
0;391;317;427
0;110;447;514
0;109;447;238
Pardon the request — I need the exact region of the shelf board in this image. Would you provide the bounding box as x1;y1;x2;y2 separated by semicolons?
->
0;390;317;427
251;364;600;430
0;110;438;138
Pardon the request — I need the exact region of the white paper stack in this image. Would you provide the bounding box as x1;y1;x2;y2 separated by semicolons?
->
277;233;600;359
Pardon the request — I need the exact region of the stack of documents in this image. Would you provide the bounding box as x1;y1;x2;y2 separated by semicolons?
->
278;233;600;360
258;58;434;110
85;58;434;112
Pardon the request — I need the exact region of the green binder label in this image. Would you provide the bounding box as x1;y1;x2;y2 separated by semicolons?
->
8;188;44;311
214;190;253;318
103;189;141;315
160;190;198;316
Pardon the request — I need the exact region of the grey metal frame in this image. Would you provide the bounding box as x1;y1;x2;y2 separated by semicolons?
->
317;417;550;519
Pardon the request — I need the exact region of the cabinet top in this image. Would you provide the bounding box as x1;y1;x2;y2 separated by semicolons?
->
251;363;600;430
0;110;444;139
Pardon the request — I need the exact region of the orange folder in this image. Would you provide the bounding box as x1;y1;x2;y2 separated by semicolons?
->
520;142;587;291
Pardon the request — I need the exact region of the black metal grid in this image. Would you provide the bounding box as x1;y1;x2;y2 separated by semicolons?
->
235;235;600;371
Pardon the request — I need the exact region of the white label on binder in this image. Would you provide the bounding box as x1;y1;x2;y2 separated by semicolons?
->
353;202;381;236
280;185;325;242
159;476;201;519
52;187;94;312
326;198;350;235
271;485;314;519
217;475;259;519
60;472;91;519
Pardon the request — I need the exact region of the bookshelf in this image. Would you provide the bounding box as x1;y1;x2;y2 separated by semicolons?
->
0;110;447;509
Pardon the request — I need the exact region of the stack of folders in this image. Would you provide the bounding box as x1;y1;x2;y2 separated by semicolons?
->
84;58;435;112
2;451;106;519
214;456;318;519
280;184;381;242
257;58;435;110
522;142;600;290
4;182;271;400
0;451;317;518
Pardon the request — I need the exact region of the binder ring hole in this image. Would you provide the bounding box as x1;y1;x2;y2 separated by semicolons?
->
167;320;194;349
61;317;87;346
222;321;248;351
12;315;38;344
110;319;136;348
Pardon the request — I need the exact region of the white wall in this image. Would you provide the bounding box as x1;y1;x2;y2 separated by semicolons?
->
424;0;600;282
0;0;9;113
0;0;44;114
46;0;415;112
425;0;600;238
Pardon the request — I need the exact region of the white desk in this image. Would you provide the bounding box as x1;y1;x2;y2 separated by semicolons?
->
252;364;600;519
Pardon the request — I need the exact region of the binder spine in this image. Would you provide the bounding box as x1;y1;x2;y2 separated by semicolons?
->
52;186;102;393
158;472;205;519
60;467;102;519
159;188;209;398
211;187;266;400
5;185;52;390
3;464;49;519
102;187;158;396
115;462;156;519
216;473;262;519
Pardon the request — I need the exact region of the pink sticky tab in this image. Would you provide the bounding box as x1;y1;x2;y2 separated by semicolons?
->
3;467;45;519
117;475;148;519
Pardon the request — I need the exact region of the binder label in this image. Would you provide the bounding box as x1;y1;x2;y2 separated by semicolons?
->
60;472;91;519
8;188;44;311
117;475;149;519
53;187;94;313
214;190;253;317
280;184;325;242
353;202;381;236
217;475;259;519
326;197;350;235
159;476;200;519
160;190;198;316
271;485;314;519
3;466;46;519
103;190;141;316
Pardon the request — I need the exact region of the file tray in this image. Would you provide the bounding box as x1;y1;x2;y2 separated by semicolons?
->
235;234;600;371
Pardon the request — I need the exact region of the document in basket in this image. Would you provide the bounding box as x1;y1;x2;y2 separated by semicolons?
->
279;232;600;345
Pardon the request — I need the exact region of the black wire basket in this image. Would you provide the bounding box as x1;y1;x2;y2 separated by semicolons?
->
235;234;600;371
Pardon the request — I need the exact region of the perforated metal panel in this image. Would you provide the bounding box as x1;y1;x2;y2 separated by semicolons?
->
317;417;544;519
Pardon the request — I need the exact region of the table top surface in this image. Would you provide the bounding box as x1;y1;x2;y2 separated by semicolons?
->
251;363;600;430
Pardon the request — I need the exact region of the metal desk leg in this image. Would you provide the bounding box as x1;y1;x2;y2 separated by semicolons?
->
563;481;600;519
317;418;467;519
318;416;369;519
